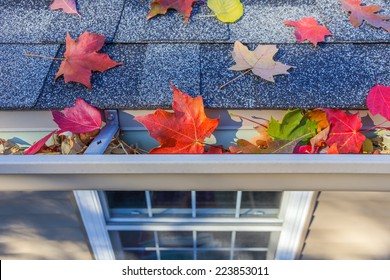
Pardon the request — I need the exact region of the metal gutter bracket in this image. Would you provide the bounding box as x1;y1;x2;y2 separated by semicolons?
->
84;110;119;155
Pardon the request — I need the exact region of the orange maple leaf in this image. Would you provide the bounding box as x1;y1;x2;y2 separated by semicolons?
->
284;17;332;46
134;84;219;154
55;32;123;89
341;0;390;32
147;0;197;23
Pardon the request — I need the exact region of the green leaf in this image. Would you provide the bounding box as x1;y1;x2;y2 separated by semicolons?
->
207;0;244;23
267;109;317;141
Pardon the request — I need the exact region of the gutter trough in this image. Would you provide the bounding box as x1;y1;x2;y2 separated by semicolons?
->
1;109;389;192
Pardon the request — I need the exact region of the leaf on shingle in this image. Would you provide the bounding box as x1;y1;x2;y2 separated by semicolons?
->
341;0;390;32
147;0;197;23
50;0;80;16
284;17;332;46
55;32;123;89
229;41;293;82
207;0;244;23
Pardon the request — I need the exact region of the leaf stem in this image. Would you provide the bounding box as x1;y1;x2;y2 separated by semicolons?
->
230;113;268;128
25;54;65;61
360;120;389;133
220;69;251;89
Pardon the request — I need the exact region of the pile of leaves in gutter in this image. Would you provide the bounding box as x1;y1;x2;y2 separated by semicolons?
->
2;84;390;156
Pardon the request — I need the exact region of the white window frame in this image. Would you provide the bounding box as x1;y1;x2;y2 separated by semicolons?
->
74;190;316;260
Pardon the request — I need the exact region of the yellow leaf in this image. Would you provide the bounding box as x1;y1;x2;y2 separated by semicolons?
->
207;0;244;23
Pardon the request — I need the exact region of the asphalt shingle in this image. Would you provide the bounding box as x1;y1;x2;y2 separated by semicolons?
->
0;0;125;43
253;44;390;109
200;44;257;108
0;0;54;43
114;0;229;42
0;44;60;109
136;44;201;108
319;0;390;43
229;0;321;44
35;44;146;109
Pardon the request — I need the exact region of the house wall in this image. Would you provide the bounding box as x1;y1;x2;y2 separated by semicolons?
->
0;191;92;260
301;192;390;260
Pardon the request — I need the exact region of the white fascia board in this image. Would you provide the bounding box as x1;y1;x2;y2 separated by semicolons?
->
1;155;390;191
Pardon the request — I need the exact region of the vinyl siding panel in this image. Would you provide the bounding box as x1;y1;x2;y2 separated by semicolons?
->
301;192;390;260
0;191;93;260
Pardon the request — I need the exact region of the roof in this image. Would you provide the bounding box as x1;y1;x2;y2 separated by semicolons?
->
0;0;389;110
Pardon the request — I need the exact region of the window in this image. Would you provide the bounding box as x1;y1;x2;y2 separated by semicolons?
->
74;190;315;260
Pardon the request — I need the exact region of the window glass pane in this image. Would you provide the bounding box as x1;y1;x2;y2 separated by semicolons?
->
197;251;230;260
196;192;236;208
106;191;146;208
234;251;267;260
124;250;157;260
235;232;270;248
161;250;193;260
197;232;231;248
196;192;236;217
150;191;191;208
158;231;193;248
119;231;155;248
241;192;282;209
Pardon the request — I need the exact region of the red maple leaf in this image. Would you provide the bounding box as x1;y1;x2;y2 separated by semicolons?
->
50;0;80;16
147;0;197;23
52;98;102;134
325;109;366;154
134;85;219;154
55;32;123;89
366;84;390;121
341;0;390;32
24;130;57;155
284;17;332;46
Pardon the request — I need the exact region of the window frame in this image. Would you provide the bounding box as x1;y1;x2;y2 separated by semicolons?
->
74;190;316;260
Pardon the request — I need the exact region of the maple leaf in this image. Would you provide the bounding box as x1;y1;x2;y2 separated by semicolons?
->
230;134;311;154
267;109;317;141
207;0;244;23
52;98;102;134
306;109;329;132
229;41;293;82
55;32;123;89
366;84;390;121
341;0;390;32
50;0;80;16
327;143;339;154
134;84;219;154
284;17;332;46
325;109;366;154
24;130;57;155
147;0;197;23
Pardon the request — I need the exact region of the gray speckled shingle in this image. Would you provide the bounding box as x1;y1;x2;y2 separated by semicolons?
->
229;0;321;44
136;44;201;108
254;44;390;109
35;44;146;109
200;44;257;108
0;44;60;109
43;0;125;43
114;0;229;42
319;0;390;42
0;0;125;43
0;0;54;43
201;42;389;109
